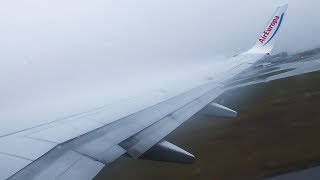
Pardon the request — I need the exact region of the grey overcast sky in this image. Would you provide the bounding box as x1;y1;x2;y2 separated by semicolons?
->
0;0;319;63
0;0;319;99
0;1;319;133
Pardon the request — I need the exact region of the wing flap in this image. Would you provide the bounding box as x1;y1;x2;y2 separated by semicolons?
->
56;156;104;180
121;87;223;159
9;147;104;180
74;140;126;164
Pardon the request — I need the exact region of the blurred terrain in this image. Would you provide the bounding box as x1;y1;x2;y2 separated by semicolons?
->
95;49;320;180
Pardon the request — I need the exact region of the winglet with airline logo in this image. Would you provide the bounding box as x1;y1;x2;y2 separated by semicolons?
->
247;4;288;54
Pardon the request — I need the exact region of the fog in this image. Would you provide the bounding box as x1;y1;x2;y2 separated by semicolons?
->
0;0;319;134
1;0;319;60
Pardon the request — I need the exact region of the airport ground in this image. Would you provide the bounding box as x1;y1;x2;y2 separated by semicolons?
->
95;68;320;179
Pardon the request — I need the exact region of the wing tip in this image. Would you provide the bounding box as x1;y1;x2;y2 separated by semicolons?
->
246;3;288;54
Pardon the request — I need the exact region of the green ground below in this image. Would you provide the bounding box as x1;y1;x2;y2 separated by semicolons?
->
95;71;320;180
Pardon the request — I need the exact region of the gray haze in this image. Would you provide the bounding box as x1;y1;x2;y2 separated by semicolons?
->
0;0;320;134
0;0;319;62
0;0;319;96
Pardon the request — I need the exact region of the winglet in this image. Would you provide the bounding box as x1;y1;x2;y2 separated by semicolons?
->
247;4;288;54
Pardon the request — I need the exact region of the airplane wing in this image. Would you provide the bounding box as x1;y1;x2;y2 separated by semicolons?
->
0;4;291;180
